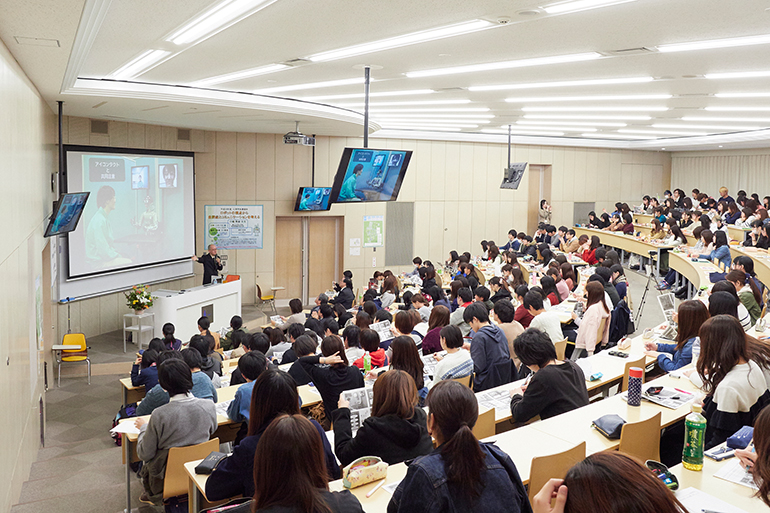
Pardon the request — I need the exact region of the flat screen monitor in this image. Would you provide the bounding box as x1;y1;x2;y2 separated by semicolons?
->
329;148;412;203
44;192;90;237
295;187;332;211
500;162;527;190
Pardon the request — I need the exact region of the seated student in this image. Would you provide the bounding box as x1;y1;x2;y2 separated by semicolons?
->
178;348;218;402
227;351;269;423
300;335;365;418
385;336;429;405
389;380;530;513
509;328;589;422
354;311;372;330
197;316;221;356
733;255;766;305
604;213;621;231
727;269;762;326
745;219;770;249
221;315;248;351
431;325;474;384
580;235;601;265
322;317;340;339
342;325;365;364
474;286;494;312
679;209;694;229
644;300;708;372
285;334;317;386
390;310;422;349
513;285;534;328
275;323;306;364
559;263;577;292
274;298;307;331
652;206;666;224
707;286;752;331
594;247;607;267
540;275;561;306
725;201;742;224
547;268;570;302
700;230;732;269
488;276;513;304
736;406;770;507
333;369;433;467
410;293;432;323
594;267;621;308
353;328;389;369
421;305;450;355
545;225;559;246
525;291;564;344
500;229;518;251
331;278;355;310
264;326;291;360
135;351;185;416
648;218;666;240
619;213;635;235
131;349;159;389
207;372;340;502
190;335;223;380
380;276;399;308
460;263;480;293
492;299;525;367
311;292;329;316
449;287;474;337
230;333;269;386
586;211;604;229
464;303;511;392
558;228;579;254
571;282;611;359
160;323;182;351
685;315;770;449
135;359;217;505
406;257;422;277
609;264;628;301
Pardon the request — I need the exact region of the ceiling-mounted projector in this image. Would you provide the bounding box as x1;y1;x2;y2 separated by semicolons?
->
284;121;315;146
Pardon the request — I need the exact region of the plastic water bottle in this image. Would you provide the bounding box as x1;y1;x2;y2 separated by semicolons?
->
683;403;707;471
627;367;643;407
691;338;701;365
363;351;371;373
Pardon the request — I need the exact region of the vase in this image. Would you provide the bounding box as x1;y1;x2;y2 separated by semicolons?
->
133;309;146;315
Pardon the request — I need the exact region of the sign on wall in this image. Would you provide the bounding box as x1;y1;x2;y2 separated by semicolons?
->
363;215;384;247
204;205;263;249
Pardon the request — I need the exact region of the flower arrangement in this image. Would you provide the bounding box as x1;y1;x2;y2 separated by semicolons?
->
125;285;153;312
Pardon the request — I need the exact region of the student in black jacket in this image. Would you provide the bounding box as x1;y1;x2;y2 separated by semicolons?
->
298;335;364;417
509;329;589;423
332;369;433;467
331;279;355;310
287;335;316;386
460;263;479;293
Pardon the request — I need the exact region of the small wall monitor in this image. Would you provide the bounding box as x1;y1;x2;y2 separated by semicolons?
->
44;192;90;237
329;148;413;203
295;187;333;211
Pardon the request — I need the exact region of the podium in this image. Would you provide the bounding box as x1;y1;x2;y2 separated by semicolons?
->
152;281;242;343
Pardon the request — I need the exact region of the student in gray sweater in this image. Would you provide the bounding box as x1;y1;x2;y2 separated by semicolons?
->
135;359;217;504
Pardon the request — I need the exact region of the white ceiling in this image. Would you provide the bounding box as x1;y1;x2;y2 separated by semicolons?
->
4;0;770;149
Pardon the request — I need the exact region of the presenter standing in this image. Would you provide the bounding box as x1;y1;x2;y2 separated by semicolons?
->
192;244;223;285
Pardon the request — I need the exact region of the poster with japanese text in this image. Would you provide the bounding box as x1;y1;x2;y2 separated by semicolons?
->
204;205;263;249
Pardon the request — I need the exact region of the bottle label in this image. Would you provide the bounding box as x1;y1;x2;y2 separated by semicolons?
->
683;421;706;462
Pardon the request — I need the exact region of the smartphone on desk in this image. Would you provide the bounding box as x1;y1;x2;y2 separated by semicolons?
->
705;446;735;461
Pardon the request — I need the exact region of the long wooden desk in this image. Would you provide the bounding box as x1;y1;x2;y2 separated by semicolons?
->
119;377;145;406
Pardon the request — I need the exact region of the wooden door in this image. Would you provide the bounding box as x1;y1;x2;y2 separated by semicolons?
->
274;217;303;300
308;217;343;301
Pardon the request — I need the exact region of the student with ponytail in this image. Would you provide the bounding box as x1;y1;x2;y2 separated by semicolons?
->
161;322;181;351
387;380;531;513
726;269;762;326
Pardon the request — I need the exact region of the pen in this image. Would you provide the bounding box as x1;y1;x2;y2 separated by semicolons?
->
366;479;385;498
674;388;692;395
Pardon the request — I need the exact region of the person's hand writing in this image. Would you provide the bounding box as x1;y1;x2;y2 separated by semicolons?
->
338;396;350;409
644;350;660;358
509;386;524;397
643;341;657;351
735;448;757;471
532;479;568;513
433;353;444;362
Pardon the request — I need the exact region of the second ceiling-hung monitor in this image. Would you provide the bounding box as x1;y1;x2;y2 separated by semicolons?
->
329;148;413;203
295;187;332;211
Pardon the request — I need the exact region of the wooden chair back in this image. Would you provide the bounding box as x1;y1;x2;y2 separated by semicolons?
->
619;412;661;463
163;438;220;500
554;339;567;361
595;316;608;349
472;408;495;440
621;355;647;392
451;375;472;388
528;442;586;502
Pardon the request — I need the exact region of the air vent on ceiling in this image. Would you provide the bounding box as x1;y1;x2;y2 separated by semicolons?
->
14;36;60;47
602;47;654;56
178;129;191;141
280;58;311;67
90;119;109;134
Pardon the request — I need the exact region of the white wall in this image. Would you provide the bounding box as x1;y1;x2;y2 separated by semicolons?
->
671;148;770;199
0;37;56;511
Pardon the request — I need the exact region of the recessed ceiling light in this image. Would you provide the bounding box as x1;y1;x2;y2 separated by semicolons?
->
715;92;770;98
110;50;172;80
481;128;566;136
167;0;279;46
581;133;657;139
719;145;723;147
682;116;770;122
661;147;666;150
335;99;472;107
307;20;495;62
618;129;711;136
191;63;289;87
405;52;602;78
371;113;495;119
705;70;770;80
525;114;652;120
253;77;365;94
508;124;596;131
506;94;671;102
657;33;770;53
523;106;669;111
468;76;653;92
706;106;770;112
298;89;434;101
378;125;464;132
652;123;764;130
542;0;638;15
380;122;479;128
518;119;626;127
377;118;490;125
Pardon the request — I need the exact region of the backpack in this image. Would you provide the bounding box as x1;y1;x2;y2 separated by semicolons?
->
111;402;137;447
608;300;633;347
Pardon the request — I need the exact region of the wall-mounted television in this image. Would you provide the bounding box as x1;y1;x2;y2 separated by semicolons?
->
44;192;90;237
329;148;413;203
294;187;332;211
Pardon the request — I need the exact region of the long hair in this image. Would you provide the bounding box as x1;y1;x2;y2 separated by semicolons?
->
248;370;301;436
751;406;770;507
696;315;749;395
253;415;331;513
450;280;463;301
489;276;510;293
675;300;709;350
590;235;601;250
389;336;424;389
371;370;417;419
585;281;609;314
540;275;560;304
428;305;450;332
320;335;349;368
726;269;762;305
564;452;686;513
427;381;485;500
162;323;176;348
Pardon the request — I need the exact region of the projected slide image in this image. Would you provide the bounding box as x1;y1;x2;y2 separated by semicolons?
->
159;164;177;188
131;166;149;189
336;149;408;202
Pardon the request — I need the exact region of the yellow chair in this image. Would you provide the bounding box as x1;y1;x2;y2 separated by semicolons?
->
224;274;240;283
256;284;277;315
451;375;472;388
554;339;567;361
163;438;220;501
58;333;90;387
619;412;661;463
528;442;586;502
472;408;495;440
621;355;647;392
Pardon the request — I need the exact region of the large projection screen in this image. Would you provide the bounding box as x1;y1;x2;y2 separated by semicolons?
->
57;145;195;300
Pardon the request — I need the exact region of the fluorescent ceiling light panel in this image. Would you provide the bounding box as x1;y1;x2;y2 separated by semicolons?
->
618;129;710;136
379;125;463;132
715;92;770;98
307;19;494;62
682;116;770;122
581;133;657;139
657;34;770;53
377;118;490;125
372;113;495;118
335;99;472;107
369;107;490;113
522;106;668;112
406;52;602;78
300;89;434;101
506;94;671;103
191;63;289;86
254;77;364;94
167;0;279;45
469;76;652;92
524;114;652;120
482;128;566;136
517;119;626;127
381;122;479;128
705;70;770;80
706;106;770;112
652;123;764;130
543;0;637;15
110;50;172;80
507;124;596;131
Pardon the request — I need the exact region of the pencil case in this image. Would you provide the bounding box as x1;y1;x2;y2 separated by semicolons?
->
342;456;388;489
